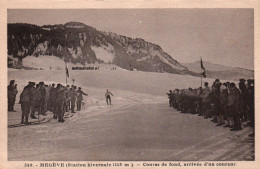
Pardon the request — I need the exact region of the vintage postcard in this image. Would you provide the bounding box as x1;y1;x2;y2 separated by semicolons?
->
0;0;259;169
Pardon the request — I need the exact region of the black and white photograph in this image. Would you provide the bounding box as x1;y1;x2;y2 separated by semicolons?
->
5;7;256;162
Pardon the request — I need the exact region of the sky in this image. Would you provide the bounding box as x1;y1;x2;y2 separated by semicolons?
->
8;9;254;69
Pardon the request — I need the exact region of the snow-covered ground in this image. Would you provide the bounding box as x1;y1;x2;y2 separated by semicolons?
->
8;68;216;96
7;69;253;161
91;46;114;63
22;55;120;71
23;55;83;70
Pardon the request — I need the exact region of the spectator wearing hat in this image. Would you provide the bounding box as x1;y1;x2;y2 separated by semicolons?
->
166;90;174;107
238;79;248;122
228;83;242;131
220;83;228;126
38;82;46;115
209;86;220;124
68;86;77;113
30;84;41;119
56;85;66;122
247;79;254;128
19;82;35;124
76;87;88;111
201;82;212;119
44;84;51;112
8;80;16;111
174;89;180;110
64;85;70;112
50;83;57;114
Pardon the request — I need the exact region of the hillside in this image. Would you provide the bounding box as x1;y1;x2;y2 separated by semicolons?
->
8;22;195;75
183;61;254;81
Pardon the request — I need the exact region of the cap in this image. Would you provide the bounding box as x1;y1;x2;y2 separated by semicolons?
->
10;80;15;84
239;79;246;82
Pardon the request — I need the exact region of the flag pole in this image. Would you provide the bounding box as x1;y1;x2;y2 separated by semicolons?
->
65;33;68;85
200;56;202;88
201;74;202;88
66;62;67;85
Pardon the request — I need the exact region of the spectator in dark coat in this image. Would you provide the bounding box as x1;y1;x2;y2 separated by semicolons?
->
76;87;88;111
8;80;16;111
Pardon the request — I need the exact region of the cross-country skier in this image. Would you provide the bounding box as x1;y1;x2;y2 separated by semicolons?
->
105;90;113;105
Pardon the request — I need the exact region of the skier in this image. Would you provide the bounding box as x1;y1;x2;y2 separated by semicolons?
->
105;90;113;105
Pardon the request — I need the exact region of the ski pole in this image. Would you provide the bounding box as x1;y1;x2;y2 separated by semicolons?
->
38;102;41;123
96;97;105;103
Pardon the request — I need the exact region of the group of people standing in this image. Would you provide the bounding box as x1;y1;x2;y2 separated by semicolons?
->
167;78;254;133
8;80;88;125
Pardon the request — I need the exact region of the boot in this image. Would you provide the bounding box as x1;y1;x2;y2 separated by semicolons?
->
231;117;242;131
216;122;225;126
24;121;30;125
71;107;76;113
53;115;57;119
30;115;37;119
230;126;242;131
224;124;230;127
211;117;218;123
249;132;254;137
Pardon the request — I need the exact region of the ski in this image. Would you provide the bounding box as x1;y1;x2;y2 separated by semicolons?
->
64;114;73;118
8;118;50;128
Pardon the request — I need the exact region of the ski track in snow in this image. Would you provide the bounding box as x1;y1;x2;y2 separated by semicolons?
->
8;71;166;160
7;70;253;161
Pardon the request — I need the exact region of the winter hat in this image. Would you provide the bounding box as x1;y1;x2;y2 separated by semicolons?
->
10;80;15;85
220;85;226;91
240;79;246;83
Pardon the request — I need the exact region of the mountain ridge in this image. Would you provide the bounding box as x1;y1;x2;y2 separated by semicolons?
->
8;22;253;80
182;60;254;80
8;22;193;75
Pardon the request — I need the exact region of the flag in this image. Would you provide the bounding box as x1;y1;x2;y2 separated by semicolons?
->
65;62;69;78
200;58;206;78
200;58;205;71
201;71;206;78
